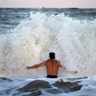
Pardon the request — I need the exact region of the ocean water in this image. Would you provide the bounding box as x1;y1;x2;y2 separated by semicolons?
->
0;75;96;96
0;8;96;96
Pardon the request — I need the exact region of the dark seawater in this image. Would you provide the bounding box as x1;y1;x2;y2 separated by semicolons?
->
0;8;96;35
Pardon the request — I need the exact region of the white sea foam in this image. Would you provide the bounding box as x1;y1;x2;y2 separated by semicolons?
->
0;12;96;78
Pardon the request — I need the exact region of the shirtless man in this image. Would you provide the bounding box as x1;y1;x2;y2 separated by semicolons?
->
26;52;77;78
26;52;62;78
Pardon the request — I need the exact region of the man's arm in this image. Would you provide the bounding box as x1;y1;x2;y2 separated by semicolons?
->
58;60;78;74
26;61;46;70
58;60;65;69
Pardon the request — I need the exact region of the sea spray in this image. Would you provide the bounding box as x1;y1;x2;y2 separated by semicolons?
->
0;12;96;78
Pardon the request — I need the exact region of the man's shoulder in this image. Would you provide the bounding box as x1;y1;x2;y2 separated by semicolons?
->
54;59;59;62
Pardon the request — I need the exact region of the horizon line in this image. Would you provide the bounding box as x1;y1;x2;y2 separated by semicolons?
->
0;7;96;9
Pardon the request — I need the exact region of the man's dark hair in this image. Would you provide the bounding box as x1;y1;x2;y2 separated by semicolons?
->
49;52;55;59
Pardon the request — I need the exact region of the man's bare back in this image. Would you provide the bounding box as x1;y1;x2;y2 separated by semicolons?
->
46;59;61;75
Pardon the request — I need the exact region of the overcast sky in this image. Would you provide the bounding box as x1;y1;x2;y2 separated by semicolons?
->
0;0;96;8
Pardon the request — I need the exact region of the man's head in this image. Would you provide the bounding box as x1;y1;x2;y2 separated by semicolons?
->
49;52;55;59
